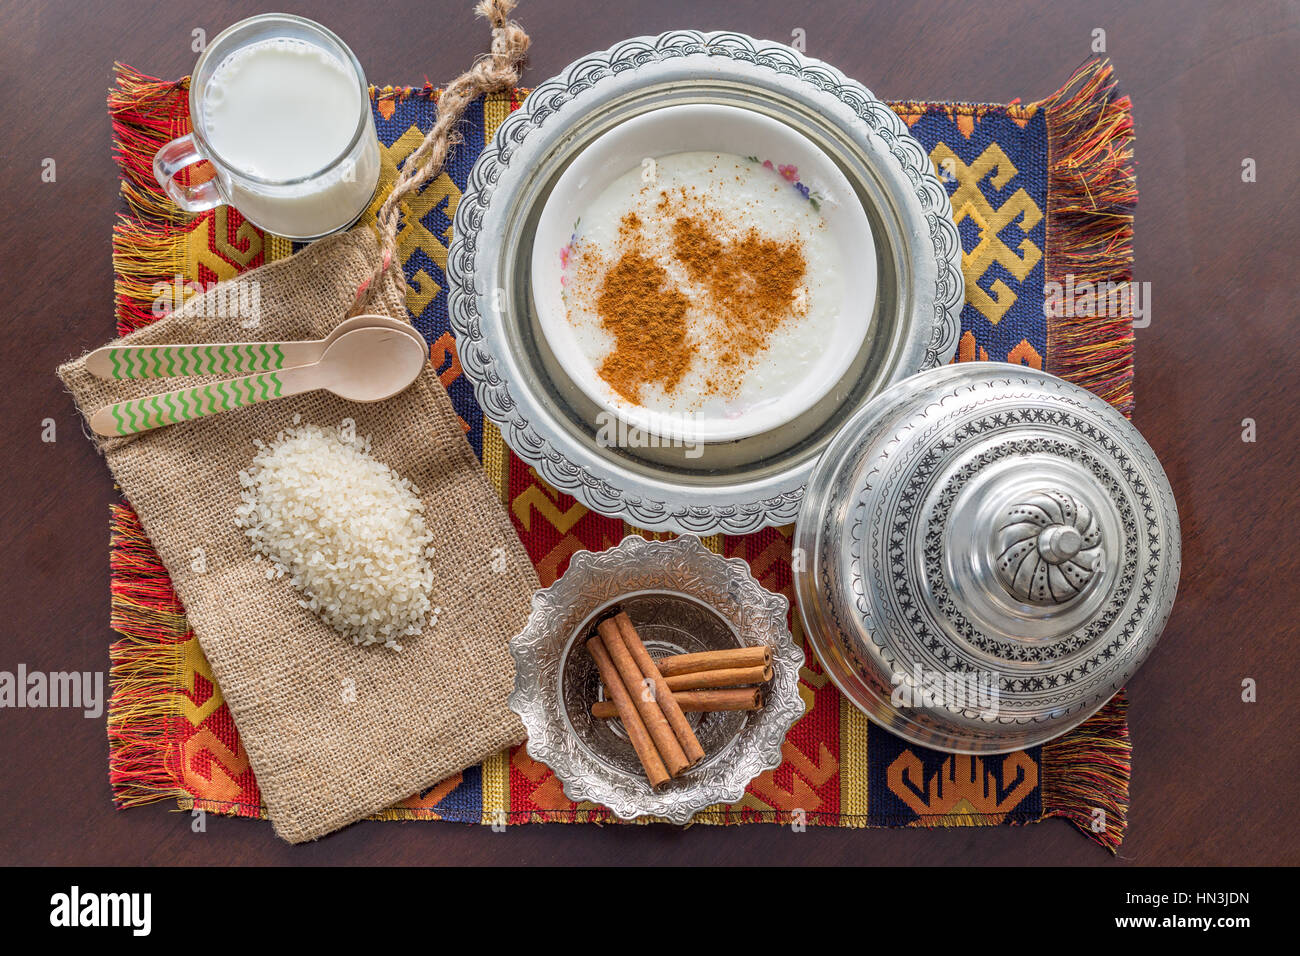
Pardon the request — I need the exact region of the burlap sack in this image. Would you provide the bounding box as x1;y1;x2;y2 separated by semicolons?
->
59;230;537;842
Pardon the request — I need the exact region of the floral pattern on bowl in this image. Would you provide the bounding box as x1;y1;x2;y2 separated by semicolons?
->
558;218;580;294
746;156;825;211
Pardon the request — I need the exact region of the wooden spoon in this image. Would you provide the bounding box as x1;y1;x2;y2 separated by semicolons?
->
89;327;427;437
85;314;425;380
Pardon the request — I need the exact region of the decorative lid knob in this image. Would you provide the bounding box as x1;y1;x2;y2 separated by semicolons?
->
993;489;1103;606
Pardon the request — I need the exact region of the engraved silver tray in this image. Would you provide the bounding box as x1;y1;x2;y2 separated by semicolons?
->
507;534;805;823
793;364;1181;753
448;31;963;535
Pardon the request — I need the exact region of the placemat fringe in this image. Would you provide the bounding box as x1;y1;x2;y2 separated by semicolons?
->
109;64;190;221
109;65;191;334
1041;58;1137;418
112;217;185;335
105;74;191;801
1041;691;1130;852
108;505;190;808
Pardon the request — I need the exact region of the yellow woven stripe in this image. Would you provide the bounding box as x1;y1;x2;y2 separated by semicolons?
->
471;96;518;825
840;693;871;821
478;88;512;509
482;422;508;504
265;234;293;262
480;747;509;824
483;90;512;142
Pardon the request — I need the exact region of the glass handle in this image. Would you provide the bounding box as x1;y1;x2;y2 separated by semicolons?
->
152;133;224;213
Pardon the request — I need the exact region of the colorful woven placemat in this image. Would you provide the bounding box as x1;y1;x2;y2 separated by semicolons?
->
105;58;1137;848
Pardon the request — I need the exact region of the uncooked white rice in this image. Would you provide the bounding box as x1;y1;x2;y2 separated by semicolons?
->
233;422;437;650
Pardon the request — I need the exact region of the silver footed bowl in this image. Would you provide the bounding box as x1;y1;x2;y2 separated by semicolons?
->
508;534;805;823
448;30;963;535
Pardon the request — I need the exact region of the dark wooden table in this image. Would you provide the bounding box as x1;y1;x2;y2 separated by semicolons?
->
2;0;1296;866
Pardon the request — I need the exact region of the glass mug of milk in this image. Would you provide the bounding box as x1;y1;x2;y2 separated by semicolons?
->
152;14;381;240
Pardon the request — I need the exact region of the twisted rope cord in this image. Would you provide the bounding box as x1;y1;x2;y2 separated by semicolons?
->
349;0;529;315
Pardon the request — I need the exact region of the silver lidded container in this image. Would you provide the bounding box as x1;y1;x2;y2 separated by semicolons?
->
793;364;1180;753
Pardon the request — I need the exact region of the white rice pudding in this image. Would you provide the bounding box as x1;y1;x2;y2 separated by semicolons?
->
561;151;844;423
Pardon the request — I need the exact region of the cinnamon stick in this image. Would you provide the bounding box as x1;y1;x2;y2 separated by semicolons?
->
614;612;706;766
662;664;773;692
596;618;690;777
656;646;772;679
586;636;669;788
592;687;762;718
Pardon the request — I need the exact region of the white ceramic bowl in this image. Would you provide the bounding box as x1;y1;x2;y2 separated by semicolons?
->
531;103;876;444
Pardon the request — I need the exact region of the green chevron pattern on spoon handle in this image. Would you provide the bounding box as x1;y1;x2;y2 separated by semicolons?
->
94;371;286;436
101;343;287;379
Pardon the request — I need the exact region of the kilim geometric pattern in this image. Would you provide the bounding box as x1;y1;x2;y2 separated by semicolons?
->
105;59;1136;848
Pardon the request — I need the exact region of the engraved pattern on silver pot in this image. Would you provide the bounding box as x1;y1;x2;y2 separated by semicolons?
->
447;30;964;535
858;409;1149;701
794;364;1180;753
507;534;805;824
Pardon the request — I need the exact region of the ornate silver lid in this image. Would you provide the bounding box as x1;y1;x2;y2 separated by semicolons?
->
792;364;1181;753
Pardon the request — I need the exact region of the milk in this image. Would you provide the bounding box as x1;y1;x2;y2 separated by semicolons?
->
199;37;380;238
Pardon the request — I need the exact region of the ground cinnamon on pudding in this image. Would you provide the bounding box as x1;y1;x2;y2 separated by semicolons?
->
583;194;809;405
672;216;807;388
671;215;723;281
596;251;692;403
